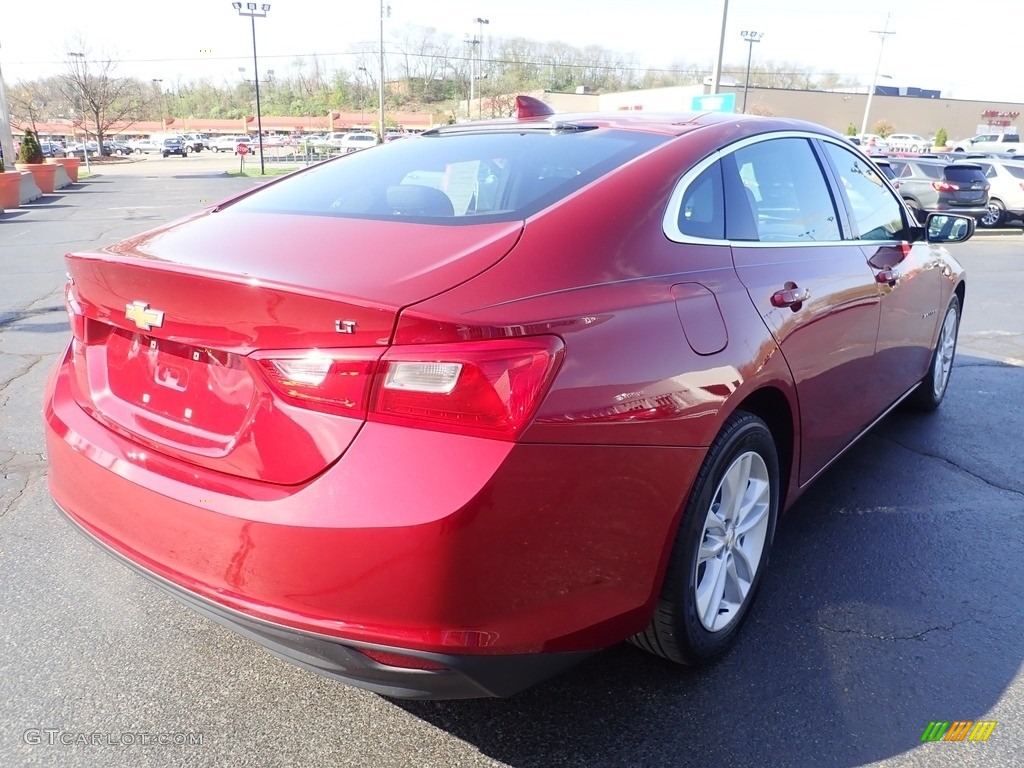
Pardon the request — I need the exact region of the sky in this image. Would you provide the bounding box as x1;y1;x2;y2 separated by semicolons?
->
1;0;1020;104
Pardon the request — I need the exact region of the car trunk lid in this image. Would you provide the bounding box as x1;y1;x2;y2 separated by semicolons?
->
64;211;523;484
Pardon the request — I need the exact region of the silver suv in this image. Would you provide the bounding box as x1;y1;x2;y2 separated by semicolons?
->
889;158;990;222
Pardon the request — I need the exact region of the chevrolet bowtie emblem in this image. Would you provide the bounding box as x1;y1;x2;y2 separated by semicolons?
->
125;301;165;331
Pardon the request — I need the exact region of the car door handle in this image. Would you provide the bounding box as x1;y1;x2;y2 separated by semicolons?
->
771;286;811;308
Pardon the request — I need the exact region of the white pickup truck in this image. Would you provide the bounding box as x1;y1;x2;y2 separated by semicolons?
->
950;132;1023;154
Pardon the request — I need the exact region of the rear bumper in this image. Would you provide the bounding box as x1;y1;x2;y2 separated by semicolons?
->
44;347;702;689
60;506;591;699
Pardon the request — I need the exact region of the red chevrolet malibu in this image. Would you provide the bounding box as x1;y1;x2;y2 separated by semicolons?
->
44;98;970;698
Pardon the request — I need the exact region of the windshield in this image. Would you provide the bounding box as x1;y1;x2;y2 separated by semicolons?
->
228;129;666;223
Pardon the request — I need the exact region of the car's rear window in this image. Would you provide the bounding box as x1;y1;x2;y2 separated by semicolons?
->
228;128;666;223
944;166;985;182
1004;164;1024;180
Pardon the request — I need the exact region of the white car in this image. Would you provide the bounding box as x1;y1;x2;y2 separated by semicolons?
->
326;132;381;153
128;138;162;155
852;134;890;154
886;133;929;153
961;158;1024;228
209;136;252;154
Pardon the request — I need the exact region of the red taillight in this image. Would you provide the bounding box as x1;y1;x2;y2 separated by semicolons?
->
932;181;958;192
252;337;563;440
253;349;384;418
65;285;85;342
372;337;564;440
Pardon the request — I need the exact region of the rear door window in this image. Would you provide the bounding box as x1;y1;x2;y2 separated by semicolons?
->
728;138;841;242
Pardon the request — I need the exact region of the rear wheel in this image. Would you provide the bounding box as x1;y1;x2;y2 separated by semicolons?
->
979;199;1005;228
907;294;960;411
903;198;925;225
630;411;779;665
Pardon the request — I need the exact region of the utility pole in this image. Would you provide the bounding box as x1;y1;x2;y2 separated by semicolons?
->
860;13;895;136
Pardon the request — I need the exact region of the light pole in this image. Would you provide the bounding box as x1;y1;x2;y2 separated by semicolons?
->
465;35;479;119
357;66;368;128
69;52;90;173
475;17;489;118
709;0;729;93
739;31;763;114
860;13;895;137
379;2;389;136
151;78;166;130
231;1;270;175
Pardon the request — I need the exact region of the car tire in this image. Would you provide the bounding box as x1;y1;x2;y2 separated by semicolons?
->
212;147;220;153
134;148;142;155
979;199;1005;228
185;145;192;154
162;151;169;158
630;411;779;665
903;198;925;225
907;294;960;412
910;144;920;153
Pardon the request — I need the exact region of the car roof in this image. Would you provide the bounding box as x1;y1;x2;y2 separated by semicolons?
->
424;110;840;141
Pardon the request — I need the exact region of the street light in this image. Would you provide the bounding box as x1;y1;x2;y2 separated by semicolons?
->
739;31;763;114
465;35;479;120
709;0;730;94
860;13;895;137
475;17;489;118
231;1;270;175
151;78;166;131
69;52;90;173
379;2;390;136
357;66;368;128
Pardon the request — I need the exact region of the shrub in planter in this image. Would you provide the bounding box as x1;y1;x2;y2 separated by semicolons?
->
18;130;45;165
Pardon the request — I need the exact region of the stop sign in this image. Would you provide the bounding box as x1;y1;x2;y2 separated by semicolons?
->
237;143;250;156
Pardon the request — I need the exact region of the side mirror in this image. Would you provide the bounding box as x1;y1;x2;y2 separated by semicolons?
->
925;213;975;244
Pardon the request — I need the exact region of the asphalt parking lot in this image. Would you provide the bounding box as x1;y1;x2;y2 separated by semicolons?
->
1;168;1022;768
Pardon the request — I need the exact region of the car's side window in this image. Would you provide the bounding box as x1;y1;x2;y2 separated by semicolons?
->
677;161;724;240
821;142;908;242
727;138;841;242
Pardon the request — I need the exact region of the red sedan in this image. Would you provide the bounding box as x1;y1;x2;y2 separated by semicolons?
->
44;97;970;699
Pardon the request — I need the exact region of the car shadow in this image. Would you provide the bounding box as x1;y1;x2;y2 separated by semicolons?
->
395;355;1024;767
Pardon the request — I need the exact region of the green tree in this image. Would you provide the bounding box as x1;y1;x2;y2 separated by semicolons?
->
18;129;45;164
933;127;948;148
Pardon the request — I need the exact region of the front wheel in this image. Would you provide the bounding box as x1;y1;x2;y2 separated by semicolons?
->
907;294;960;411
212;146;220;153
979;199;1005;228
630;411;779;665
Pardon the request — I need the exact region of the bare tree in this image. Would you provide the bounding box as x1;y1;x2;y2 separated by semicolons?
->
62;42;149;148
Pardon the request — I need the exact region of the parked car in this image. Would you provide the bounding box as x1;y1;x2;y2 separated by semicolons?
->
40;141;66;158
326;131;381;153
161;137;187;157
950;132;1023;155
65;141;100;158
209;135;251;154
178;134;205;153
853;133;890;154
45;98;971;699
951;157;1024;227
103;140;134;156
129;138;163;155
886;133;928;153
888;157;990;222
